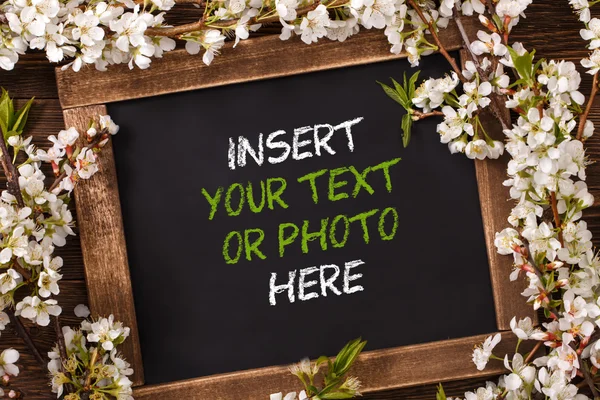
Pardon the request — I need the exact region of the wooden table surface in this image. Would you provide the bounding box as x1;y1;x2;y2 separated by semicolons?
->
0;0;597;398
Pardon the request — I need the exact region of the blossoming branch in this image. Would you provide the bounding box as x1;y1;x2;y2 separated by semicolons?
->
380;0;600;398
2;0;489;72
0;89;137;398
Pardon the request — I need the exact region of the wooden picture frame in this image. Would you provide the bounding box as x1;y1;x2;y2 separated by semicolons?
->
55;18;536;399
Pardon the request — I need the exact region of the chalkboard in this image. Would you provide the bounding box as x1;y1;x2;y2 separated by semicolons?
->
108;51;497;385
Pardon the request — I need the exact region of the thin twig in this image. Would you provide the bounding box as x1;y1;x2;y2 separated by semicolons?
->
54;316;75;395
524;341;542;364
48;172;66;194
580;355;600;399
145;1;324;37
577;72;599;141
453;10;510;131
6;310;45;367
0;139;24;208
550;191;564;246
11;259;31;282
412;110;444;120
407;0;466;82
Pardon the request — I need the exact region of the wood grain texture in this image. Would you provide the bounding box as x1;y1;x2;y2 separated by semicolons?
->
62;105;144;386
59;17;523;396
457;50;536;330
54;19;477;109
0;281;87;399
133;332;529;400
0;0;596;397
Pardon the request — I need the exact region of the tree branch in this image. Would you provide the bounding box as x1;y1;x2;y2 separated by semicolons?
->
524;341;542;364
48;172;66;194
145;1;324;37
6;310;45;368
412;110;444;120
580;355;600;399
453;10;510;131
407;0;466;82
550;191;564;246
54;316;75;395
11;259;31;282
577;72;598;141
0;139;24;208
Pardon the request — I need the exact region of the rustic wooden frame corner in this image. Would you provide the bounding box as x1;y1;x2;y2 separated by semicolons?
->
56;18;536;399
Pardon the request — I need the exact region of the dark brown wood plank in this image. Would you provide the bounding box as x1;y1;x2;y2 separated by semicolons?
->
54;20;476;109
0;53;58;99
63;105;145;386
0;281;87;399
1;0;598;397
134;332;529;400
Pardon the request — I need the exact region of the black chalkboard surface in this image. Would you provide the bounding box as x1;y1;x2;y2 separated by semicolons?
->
108;52;497;385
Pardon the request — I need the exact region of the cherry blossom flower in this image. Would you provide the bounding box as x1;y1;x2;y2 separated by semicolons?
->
299;4;330;44
472;333;501;371
74;303;90;318
15;296;61;326
0;349;19;377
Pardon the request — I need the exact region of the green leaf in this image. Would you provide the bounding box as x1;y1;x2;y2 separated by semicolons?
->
508;47;536;85
316;355;330;367
390;79;409;106
320;392;355;399
436;384;447;400
0;89;11;136
308;385;320;395
12;97;34;135
401;113;413;147
319;378;342;395
377;81;408;109
333;338;366;377
408;71;420;98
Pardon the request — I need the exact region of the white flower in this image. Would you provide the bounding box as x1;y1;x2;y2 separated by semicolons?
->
487;140;504;159
0;269;22;295
472;333;501;371
75;148;99;179
460;81;492;117
270;392;308;400
0;312;10;336
581;49;600;74
16;296;61;326
184;30;226;66
110;8;151;52
299;4;330;44
327;18;359;42
510;317;541;339
437;106;473;144
413;73;459;112
38;268;62;298
580;18;600;48
360;0;395;29
494;228;521;255
0;349;19;377
72;11;105;47
495;0;532;19
503;353;535;391
99;115;119;135
85;314;130;351
233;9;260;47
465;139;489;160
74;303;91;318
461;0;485;15
570;0;591;22
5;12;46;37
470;31;507;57
276;0;299;21
152;36;176;59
